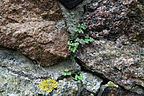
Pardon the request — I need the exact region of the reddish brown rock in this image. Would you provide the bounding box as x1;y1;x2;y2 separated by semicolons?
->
77;0;144;94
0;0;62;26
0;21;70;66
82;0;144;46
77;40;144;94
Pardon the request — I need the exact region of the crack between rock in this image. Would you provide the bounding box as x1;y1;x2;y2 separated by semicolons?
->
75;57;142;95
0;65;49;80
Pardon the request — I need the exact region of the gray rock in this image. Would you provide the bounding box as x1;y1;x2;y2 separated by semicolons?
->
52;78;79;96
0;48;80;96
59;0;95;33
81;71;103;94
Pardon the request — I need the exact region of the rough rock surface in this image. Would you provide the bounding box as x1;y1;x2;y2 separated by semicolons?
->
77;40;144;94
53;78;79;96
0;0;62;26
98;85;144;96
77;0;144;94
81;71;103;94
0;47;104;96
0;21;70;66
0;48;81;96
59;0;94;33
82;0;144;46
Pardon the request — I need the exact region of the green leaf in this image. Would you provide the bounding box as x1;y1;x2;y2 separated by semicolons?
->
67;41;72;45
72;46;77;53
74;75;78;80
65;68;69;72
77;80;81;83
68;34;74;40
73;27;79;32
85;40;89;43
85;35;89;39
78;29;84;33
62;72;67;76
78;77;83;80
81;26;86;30
77;24;81;28
77;71;80;74
67;72;72;76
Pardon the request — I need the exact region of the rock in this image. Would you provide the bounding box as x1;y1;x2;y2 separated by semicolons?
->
82;0;144;46
52;78;79;96
58;0;83;9
59;0;94;33
98;85;144;96
80;89;95;96
0;21;70;66
77;40;144;94
81;71;103;94
0;48;81;96
0;0;70;66
0;0;62;26
76;0;144;94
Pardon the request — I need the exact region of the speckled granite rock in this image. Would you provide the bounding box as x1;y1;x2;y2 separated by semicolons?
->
77;40;144;94
0;0;62;26
82;0;144;46
52;78;79;96
0;21;70;66
76;0;144;94
0;48;80;96
80;89;95;96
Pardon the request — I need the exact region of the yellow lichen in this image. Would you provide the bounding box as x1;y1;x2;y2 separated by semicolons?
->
38;78;58;92
104;81;118;88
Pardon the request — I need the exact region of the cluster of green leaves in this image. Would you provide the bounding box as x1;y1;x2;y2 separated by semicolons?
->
62;68;72;76
72;71;83;83
68;23;94;53
62;69;83;83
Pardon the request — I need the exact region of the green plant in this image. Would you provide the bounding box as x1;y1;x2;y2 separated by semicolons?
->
67;41;79;53
73;23;87;34
62;69;83;83
72;71;83;83
62;68;72;76
68;22;94;53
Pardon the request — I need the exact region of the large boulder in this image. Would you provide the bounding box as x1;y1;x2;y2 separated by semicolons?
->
0;0;70;66
0;21;70;66
82;0;144;46
0;48;80;96
77;0;144;94
0;0;62;26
